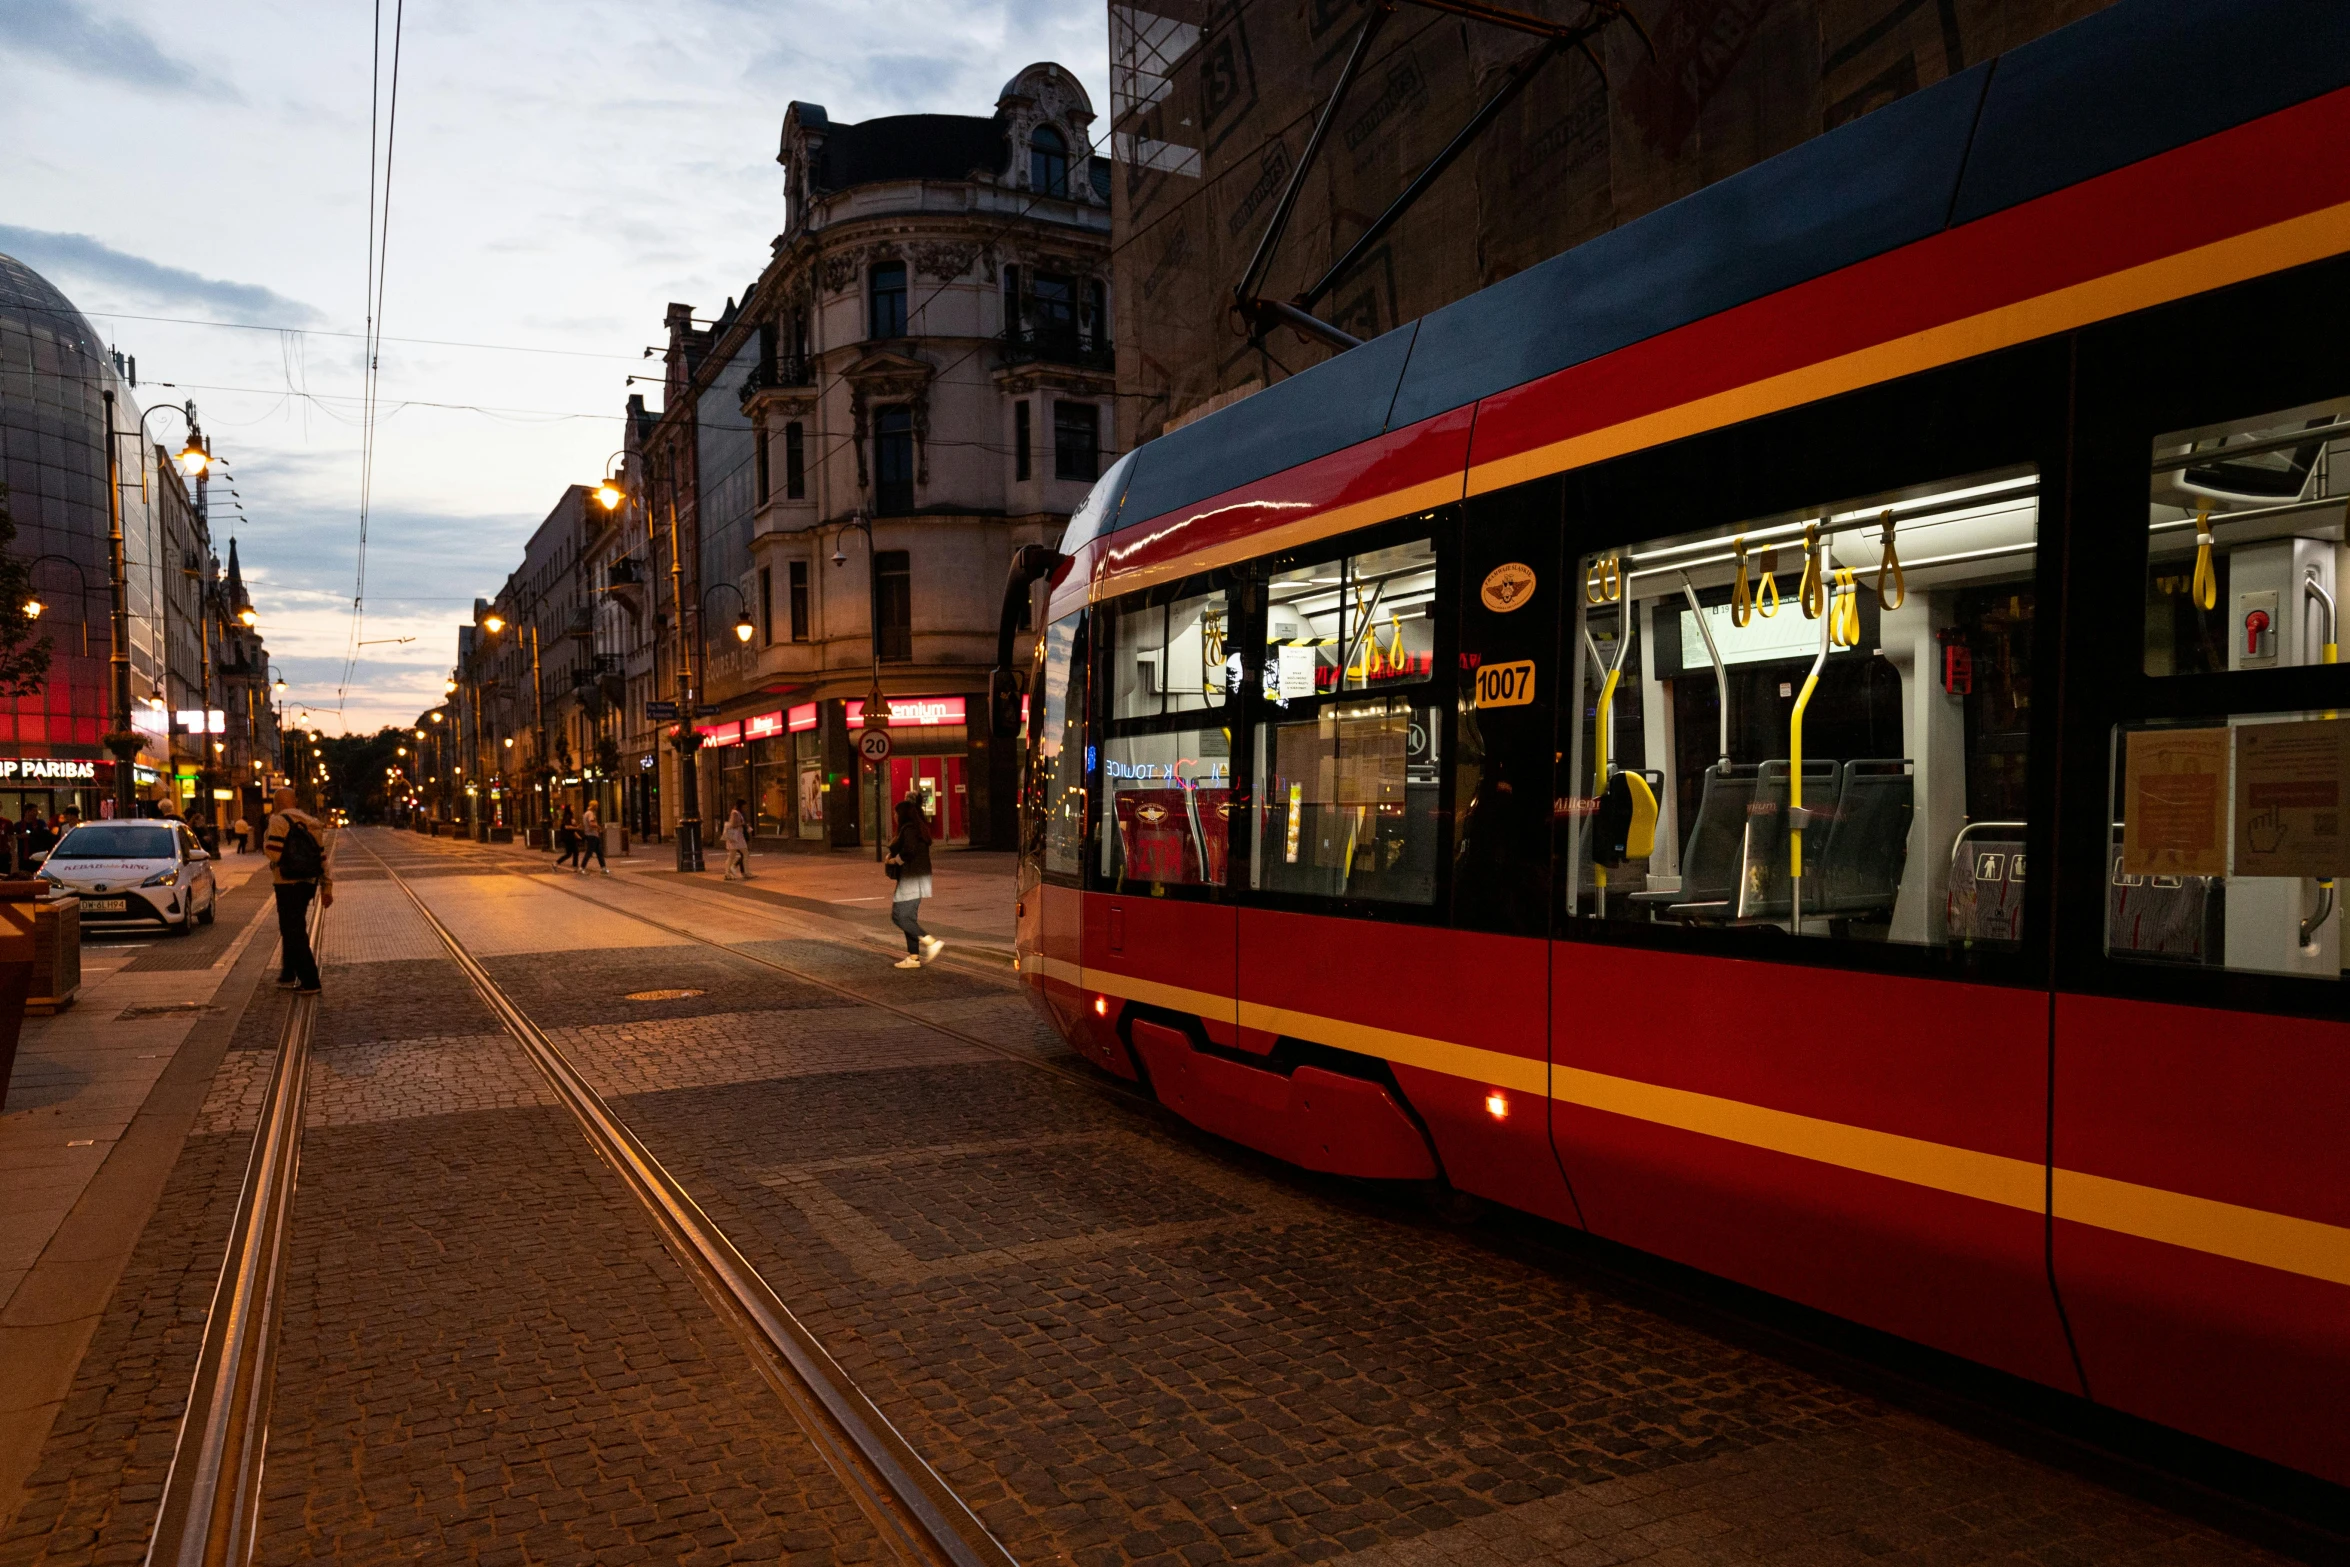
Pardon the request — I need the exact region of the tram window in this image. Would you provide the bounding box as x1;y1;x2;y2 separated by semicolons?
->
1032;611;1089;878
1565;467;2039;948
1252;695;1441;904
1109;588;1230;720
1263;538;1437;703
1099;729;1232;888
2107;714;2347;980
2147;399;2349;677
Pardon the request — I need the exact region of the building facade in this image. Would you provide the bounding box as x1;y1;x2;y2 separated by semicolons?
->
0;251;281;830
450;64;1115;852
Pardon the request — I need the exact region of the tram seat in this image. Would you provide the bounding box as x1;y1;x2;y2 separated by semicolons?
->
1728;759;1840;920
1810;760;1914;919
1632;763;1755;919
2106;852;2226;963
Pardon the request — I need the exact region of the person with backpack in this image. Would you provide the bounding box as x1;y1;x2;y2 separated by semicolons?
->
263;785;333;996
885;798;942;968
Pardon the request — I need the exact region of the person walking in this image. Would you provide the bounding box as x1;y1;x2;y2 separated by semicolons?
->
579;800;609;875
230;813;253;854
554;803;579;870
885;798;942;969
720;802;751;880
263;785;333;996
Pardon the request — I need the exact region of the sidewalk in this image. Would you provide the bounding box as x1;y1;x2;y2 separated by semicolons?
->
0;852;280;1527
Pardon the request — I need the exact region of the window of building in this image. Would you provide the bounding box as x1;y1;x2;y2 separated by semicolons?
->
1032;273;1074;335
759;566;773;646
1053;401;1099;483
874;405;915;516
874;549;912;662
784;422;806;499
1030;125;1069;198
755;429;771;505
1003;264;1020;334
1084;279;1109;349
1015;400;1032;482
1563;467;2040;948
788;560;810;642
869;261;907;340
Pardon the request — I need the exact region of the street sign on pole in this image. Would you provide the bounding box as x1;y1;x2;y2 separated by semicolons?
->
695;704;721;718
855;728;894;763
644;700;678;720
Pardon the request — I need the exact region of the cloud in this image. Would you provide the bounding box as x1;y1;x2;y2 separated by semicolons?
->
0;0;226;94
0;225;322;325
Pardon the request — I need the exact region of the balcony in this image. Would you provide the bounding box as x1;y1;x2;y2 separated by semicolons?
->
999;323;1113;373
738;356;815;412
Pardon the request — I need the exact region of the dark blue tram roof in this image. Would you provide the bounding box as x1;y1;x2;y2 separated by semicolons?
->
1104;0;2350;539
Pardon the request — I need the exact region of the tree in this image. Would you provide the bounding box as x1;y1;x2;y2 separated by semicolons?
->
0;485;54;697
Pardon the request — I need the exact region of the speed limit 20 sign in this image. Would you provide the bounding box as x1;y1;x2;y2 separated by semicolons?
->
856;728;894;763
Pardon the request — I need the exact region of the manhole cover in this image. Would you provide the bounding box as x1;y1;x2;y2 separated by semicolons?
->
624;988;704;1002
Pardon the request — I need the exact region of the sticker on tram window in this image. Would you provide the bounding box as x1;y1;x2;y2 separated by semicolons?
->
1480;562;1537;613
1471;659;1537;709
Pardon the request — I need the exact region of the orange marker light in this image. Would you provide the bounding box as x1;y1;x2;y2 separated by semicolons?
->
1093;996;1109;1017
1485;1091;1510;1121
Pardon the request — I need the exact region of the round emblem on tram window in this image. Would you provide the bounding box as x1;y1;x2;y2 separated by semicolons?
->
1135;804;1168;825
1481;562;1537;612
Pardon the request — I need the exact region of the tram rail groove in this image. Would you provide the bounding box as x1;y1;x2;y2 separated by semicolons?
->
361;839;1020;1567
145;902;323;1567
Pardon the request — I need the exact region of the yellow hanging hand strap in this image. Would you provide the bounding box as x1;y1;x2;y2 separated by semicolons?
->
1385;614;1406;672
2190;509;2218;611
1585;552;1622;605
1830;569;1861;647
1875;511;1905;610
1731;537;1752;627
1755;550;1781;618
1798;522;1825;619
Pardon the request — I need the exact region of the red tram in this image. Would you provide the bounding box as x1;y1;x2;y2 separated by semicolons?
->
997;0;2350;1486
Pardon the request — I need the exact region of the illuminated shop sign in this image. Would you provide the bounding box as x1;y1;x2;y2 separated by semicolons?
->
701;721;744;749
175;709;227;733
787;703;819;733
743;711;784;741
0;758;98;782
843;696;967;729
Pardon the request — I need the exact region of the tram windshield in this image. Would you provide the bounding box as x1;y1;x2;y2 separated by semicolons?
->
2115;399;2349;979
1565;467;2038;948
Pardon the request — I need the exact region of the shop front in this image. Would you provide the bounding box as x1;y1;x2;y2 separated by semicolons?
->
844;695;971;845
0;756;104;831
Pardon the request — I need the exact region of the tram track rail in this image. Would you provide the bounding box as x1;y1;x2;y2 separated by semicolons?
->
145;900;322;1567
357;838;1020;1567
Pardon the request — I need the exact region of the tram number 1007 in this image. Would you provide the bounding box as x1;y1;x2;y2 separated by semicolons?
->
1472;659;1537;709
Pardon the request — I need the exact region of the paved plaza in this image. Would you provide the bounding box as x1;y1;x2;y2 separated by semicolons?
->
0;830;2313;1565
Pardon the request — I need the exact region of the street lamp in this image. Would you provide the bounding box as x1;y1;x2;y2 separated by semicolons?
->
100;397;211;817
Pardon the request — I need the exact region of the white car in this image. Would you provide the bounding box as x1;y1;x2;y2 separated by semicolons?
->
38;820;220;935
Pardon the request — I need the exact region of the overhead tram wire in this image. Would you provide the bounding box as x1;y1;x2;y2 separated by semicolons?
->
74;309;645;361
348;0;408;717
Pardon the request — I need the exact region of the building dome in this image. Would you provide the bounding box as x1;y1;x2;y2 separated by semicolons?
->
0;251;148;760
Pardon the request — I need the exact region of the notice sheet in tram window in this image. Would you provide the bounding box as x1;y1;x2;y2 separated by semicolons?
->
2124;727;2229;878
2233;719;2350;880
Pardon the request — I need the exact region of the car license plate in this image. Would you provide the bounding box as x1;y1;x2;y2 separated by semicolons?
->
81;898;127;914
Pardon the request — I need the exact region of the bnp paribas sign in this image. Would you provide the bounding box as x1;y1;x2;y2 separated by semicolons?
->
0;759;98;781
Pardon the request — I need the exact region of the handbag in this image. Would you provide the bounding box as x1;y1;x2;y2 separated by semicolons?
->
884;852;903;881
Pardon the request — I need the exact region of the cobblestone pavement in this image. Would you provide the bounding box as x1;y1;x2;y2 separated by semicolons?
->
394;833;2291;1567
3;828;2309;1566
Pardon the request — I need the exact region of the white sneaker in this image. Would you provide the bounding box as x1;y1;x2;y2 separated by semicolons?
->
894;955;923;969
918;936;944;965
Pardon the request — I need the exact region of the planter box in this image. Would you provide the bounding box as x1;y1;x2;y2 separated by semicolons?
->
489;826;514;843
0;879;73;1027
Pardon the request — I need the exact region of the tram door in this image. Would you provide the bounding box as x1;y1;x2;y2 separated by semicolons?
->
2046;393;2350;1485
1028;612;1100;1056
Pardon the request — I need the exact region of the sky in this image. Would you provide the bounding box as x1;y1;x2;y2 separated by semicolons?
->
0;0;1109;734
